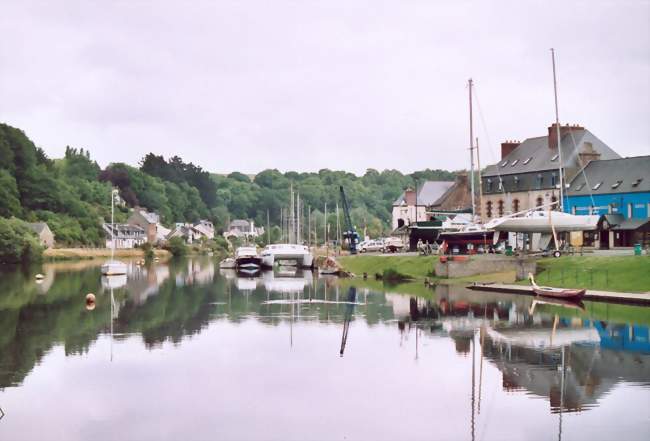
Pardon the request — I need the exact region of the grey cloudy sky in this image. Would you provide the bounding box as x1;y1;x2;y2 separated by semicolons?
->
1;1;648;175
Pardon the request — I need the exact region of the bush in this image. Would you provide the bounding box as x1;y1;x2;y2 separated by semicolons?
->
381;268;413;284
140;242;155;260
0;217;44;264
165;236;187;257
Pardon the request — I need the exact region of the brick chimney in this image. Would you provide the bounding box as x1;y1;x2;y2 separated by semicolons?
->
578;141;601;166
404;187;416;206
547;123;584;149
501;140;520;159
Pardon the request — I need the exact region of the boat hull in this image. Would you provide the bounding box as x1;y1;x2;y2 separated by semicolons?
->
235;256;262;269
533;287;586;301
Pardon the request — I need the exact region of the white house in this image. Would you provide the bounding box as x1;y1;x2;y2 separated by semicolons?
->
223;219;264;240
103;223;146;249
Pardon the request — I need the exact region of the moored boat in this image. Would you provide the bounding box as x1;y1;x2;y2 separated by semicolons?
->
528;273;586;301
235;246;262;270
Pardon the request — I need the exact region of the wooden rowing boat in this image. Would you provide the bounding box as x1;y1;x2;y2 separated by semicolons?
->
528;273;586;301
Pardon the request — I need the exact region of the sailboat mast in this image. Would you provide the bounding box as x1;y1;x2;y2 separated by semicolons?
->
110;189;115;261
476;137;484;222
551;48;565;212
468;78;477;221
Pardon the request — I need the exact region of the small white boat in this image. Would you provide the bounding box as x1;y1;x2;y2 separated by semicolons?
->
101;260;128;276
219;257;236;269
235;246;262;269
102;188;128;277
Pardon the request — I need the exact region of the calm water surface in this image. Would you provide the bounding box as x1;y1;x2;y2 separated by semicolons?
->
1;258;649;441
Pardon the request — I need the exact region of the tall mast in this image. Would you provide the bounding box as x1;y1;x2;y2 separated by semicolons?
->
468;78;477;220
266;209;270;245
324;202;328;254
296;193;300;244
476;137;484;221
336;203;340;251
110;189;115;260
551;48;565;212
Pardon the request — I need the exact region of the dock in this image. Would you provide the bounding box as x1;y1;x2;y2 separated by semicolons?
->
466;283;650;306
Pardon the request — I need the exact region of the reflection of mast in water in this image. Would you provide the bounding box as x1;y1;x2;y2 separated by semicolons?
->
558;345;565;441
339;287;356;356
471;330;476;441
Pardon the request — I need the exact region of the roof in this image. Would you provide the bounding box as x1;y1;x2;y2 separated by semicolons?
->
27;222;49;234
483;129;620;177
611;218;650;231
393;181;455;206
229;219;250;228
567;156;650;196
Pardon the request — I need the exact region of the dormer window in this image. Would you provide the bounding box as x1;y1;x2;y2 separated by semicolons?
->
551;154;559;161
632;178;643;187
500;160;509;167
511;159;519;167
593;182;603;190
523;157;532;165
611;180;623;189
575;183;585;191
497;180;503;191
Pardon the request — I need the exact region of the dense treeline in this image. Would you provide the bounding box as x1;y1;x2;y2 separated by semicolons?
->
0;122;458;249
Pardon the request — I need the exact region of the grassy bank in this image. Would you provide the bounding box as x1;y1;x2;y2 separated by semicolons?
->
521;256;650;293
338;254;437;279
43;248;171;261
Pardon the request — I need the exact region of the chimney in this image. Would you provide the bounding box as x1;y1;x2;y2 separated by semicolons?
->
501;140;520;159
547;123;584;149
404;187;416;206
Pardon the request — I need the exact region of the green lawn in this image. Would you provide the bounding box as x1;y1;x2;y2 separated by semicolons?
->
522;256;650;293
338;254;437;279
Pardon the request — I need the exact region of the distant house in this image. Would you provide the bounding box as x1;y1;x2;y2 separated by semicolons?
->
223;219;264;240
167;223;210;244
565;155;650;248
391;176;472;250
102;223;146;249
156;224;171;243
27;222;55;248
193;219;215;240
128;209;160;243
392;176;472;230
481;123;620;220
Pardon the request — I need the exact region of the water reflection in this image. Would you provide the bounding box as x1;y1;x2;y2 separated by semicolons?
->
0;258;648;440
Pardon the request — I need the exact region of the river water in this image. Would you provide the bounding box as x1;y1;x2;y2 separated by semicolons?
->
0;257;648;441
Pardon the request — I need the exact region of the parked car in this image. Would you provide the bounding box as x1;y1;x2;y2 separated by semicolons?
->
360;239;384;253
382;237;404;253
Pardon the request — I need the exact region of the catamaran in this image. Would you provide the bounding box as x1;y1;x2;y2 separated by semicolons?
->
260;243;314;268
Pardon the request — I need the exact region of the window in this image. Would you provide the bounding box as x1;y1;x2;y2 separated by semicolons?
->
611;180;623;189
513;176;519;189
551;154;559;161
486;201;493;218
500;160;509;167
575;183;585;191
551;173;557;187
536;197;544;208
511;159;519;167
512;199;520;213
486;179;493;192
632;178;643;187
497;180;503;191
536;174;543;189
498;200;504;216
593;182;603;190
523;157;532;165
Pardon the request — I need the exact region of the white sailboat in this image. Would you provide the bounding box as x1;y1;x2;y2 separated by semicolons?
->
486;209;599;233
101;189;127;276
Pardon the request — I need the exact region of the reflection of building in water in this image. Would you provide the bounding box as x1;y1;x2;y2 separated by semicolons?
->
175;259;214;286
124;265;170;305
482;322;650;413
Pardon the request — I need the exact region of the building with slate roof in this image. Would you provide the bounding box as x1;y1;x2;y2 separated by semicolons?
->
565;155;650;248
391;176;471;230
27;222;55;248
480;123;620;221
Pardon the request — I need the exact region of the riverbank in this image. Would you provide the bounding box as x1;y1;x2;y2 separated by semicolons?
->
517;255;650;293
43;248;171;261
338;254;437;279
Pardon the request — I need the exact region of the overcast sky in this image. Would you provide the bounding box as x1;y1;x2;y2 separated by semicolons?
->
1;1;648;175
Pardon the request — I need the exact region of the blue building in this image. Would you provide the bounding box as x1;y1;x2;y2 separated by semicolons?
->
565;155;650;247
